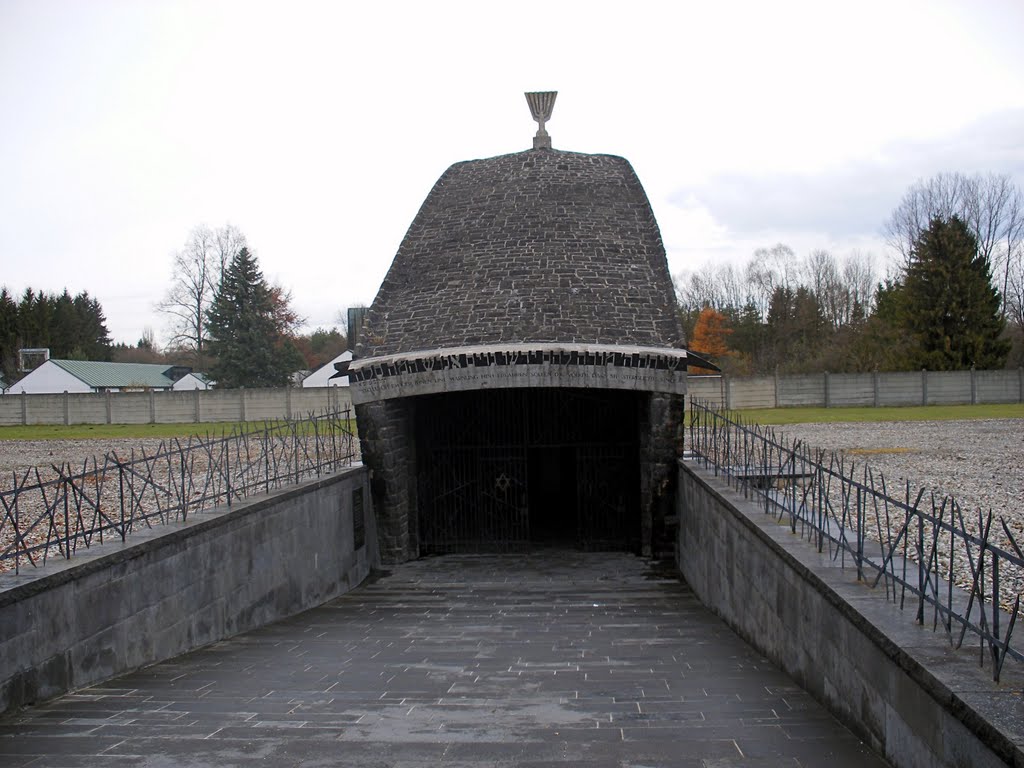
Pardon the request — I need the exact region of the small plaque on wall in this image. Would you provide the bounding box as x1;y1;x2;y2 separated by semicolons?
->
352;487;365;550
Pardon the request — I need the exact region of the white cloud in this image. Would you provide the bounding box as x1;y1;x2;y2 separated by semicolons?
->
659;109;1024;273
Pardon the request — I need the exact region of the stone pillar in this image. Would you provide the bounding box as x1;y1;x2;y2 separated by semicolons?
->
639;392;685;560
356;398;417;564
921;368;928;406
63;391;70;426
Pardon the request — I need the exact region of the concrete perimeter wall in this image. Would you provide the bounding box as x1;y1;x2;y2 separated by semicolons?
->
0;465;376;715
688;367;1024;409
677;460;1023;768
0;386;352;426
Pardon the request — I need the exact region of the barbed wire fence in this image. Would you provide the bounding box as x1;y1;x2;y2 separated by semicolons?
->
0;409;357;574
686;398;1024;684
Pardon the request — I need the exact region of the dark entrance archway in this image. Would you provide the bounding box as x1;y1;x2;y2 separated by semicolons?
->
414;389;641;555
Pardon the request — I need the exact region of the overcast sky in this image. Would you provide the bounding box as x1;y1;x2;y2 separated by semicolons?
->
2;0;1023;345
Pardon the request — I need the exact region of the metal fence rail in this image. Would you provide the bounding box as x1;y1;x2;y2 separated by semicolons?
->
0;409;357;573
686;399;1024;683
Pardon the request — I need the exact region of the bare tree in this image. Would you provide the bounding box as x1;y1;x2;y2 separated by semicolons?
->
885;173;1024;313
997;186;1024;308
676;263;722;314
158;224;247;353
746;243;797;320
803;249;879;330
803;250;842;330
675;262;750;317
885;173;966;265
841;251;877;324
214;224;248;280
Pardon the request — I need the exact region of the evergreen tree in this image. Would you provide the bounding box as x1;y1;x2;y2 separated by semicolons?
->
719;302;764;375
71;292;113;360
766;285;829;372
205;248;296;388
899;216;1009;370
0;289;18;382
0;287;112;374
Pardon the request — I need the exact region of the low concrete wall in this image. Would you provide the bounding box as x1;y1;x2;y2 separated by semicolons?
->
688;368;1024;410
0;465;376;715
0;387;352;426
677;460;1023;768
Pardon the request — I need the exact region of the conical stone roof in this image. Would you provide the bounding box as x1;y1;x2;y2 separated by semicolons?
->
358;148;682;358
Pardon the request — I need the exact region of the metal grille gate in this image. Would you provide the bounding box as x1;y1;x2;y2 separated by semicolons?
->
415;389;641;554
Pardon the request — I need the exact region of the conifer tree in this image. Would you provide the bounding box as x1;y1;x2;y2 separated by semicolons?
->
205;248;295;388
899;215;1009;370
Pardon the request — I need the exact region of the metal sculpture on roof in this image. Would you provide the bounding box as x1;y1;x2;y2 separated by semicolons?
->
525;91;557;149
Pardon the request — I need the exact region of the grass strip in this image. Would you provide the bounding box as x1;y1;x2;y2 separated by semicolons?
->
734;403;1024;425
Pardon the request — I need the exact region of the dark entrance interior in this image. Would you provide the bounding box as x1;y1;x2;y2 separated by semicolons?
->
414;388;642;554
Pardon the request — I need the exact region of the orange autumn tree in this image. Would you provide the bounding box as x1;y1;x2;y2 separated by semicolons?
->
689;307;732;374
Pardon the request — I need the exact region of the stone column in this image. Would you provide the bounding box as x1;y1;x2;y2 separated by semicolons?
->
639;392;685;559
356;398;417;564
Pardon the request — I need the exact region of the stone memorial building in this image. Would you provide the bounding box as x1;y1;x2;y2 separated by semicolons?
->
349;93;691;564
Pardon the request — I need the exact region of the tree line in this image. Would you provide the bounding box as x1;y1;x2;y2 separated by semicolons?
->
143;224;347;388
2;224;349;390
0;288;112;383
7;171;1019;388
680;172;1023;375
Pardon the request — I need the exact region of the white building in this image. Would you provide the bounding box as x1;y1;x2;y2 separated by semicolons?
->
301;351;352;388
172;372;212;391
7;360;194;394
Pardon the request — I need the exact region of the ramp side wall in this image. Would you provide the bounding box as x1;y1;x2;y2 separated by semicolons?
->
677;460;1021;768
0;466;376;716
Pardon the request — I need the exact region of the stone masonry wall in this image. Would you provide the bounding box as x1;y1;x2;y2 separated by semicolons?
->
639;393;684;558
0;466;376;715
359;149;682;358
677;460;1023;768
355;399;417;564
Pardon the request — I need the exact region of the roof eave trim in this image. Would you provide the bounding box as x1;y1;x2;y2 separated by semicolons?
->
350;342;687;373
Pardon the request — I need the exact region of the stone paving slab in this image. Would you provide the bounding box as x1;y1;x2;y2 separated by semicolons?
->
0;552;888;767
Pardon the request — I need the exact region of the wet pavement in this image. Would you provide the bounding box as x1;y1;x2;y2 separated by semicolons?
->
0;552;888;767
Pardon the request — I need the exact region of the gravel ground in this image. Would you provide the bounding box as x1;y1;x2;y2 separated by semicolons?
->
1;420;1020;516
0;439;170;477
746;418;1024;609
0;433;358;572
771;419;1024;522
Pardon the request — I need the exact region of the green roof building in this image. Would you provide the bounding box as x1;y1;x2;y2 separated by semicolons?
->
6;360;193;394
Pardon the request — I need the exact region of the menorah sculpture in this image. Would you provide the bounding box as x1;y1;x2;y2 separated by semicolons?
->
525;91;557;149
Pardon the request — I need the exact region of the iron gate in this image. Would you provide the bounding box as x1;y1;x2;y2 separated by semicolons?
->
415;389;641;554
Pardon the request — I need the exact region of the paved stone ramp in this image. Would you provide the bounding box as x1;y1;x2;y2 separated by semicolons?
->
0;553;887;767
